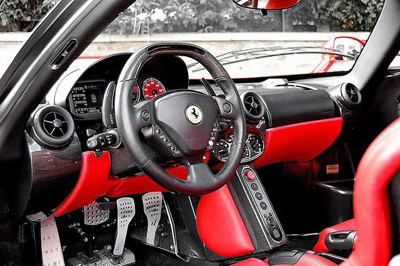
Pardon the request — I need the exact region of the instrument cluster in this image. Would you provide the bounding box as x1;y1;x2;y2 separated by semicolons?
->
66;53;189;120
131;78;167;104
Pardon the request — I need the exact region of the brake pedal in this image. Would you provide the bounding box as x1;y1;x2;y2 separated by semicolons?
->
41;215;65;266
142;192;163;245
113;197;135;257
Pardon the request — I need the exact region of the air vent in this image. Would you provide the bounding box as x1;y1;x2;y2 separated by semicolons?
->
30;105;75;148
341;83;361;108
241;92;265;121
42;111;69;138
51;39;78;69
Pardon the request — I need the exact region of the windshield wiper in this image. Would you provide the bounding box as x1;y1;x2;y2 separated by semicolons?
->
187;46;357;72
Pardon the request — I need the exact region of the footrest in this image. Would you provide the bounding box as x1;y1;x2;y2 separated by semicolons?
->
41;215;65;266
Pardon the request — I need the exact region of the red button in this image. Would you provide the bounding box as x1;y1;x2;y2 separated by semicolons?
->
245;170;255;181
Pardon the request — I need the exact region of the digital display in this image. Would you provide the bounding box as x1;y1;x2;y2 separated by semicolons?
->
70;82;103;114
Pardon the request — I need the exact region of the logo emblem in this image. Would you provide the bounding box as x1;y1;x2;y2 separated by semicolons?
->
185;105;203;125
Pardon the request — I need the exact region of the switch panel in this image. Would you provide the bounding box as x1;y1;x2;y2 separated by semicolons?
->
233;165;287;250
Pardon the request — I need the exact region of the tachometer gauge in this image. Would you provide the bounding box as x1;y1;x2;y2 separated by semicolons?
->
131;84;139;104
142;78;166;100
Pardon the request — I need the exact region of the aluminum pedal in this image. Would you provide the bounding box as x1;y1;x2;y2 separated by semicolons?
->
84;201;110;226
142;192;163;245
113;197;135;256
41;215;65;266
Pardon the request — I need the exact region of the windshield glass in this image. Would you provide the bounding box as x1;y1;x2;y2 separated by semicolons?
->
1;0;384;79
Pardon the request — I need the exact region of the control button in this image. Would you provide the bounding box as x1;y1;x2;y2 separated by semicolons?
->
255;192;263;200
163;138;169;143
271;229;282;241
267;216;276;227
155;129;161;134
141;110;150;121
105;134;113;145
98;136;106;146
223;102;232;113
87;139;97;149
245;170;256;181
250;183;258;191
260;202;267;210
171;146;176;152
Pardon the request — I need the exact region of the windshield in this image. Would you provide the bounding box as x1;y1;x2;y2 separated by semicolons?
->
91;0;383;79
1;0;384;79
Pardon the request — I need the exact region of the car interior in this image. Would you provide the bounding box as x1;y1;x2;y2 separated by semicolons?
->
1;0;400;265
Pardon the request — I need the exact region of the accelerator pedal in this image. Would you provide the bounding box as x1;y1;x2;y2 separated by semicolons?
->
142;192;163;245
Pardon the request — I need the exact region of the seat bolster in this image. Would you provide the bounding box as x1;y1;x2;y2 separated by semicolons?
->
231;258;267;266
265;253;337;266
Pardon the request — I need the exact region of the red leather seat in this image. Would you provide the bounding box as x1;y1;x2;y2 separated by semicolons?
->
233;258;267;266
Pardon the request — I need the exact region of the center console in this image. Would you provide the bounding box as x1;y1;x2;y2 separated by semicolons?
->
228;165;287;251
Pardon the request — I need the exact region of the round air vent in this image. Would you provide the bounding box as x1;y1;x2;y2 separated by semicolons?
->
241;92;265;121
31;105;75;148
341;83;361;107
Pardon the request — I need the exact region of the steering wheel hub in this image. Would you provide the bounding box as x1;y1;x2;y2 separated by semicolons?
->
154;91;217;156
185;105;203;125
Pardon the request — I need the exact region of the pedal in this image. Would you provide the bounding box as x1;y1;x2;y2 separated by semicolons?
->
41;215;65;266
142;192;163;245
113;197;135;257
84;201;110;226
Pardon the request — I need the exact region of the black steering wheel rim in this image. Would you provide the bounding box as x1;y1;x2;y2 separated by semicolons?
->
114;43;246;195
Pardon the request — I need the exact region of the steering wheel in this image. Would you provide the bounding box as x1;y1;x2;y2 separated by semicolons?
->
114;43;246;195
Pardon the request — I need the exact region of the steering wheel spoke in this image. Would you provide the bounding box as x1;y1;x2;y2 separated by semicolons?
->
213;96;239;120
131;100;153;131
186;162;219;190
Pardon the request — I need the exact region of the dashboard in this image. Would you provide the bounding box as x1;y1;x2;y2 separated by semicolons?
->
26;51;361;197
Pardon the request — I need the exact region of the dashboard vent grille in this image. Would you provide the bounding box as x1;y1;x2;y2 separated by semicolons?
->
30;105;75;148
244;95;262;117
241;92;265;121
341;83;361;108
42;111;69;138
345;85;359;103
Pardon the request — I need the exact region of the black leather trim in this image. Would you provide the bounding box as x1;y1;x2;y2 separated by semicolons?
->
260;90;336;128
268;251;305;265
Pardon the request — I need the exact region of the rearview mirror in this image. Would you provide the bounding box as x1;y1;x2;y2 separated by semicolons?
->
233;0;300;10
